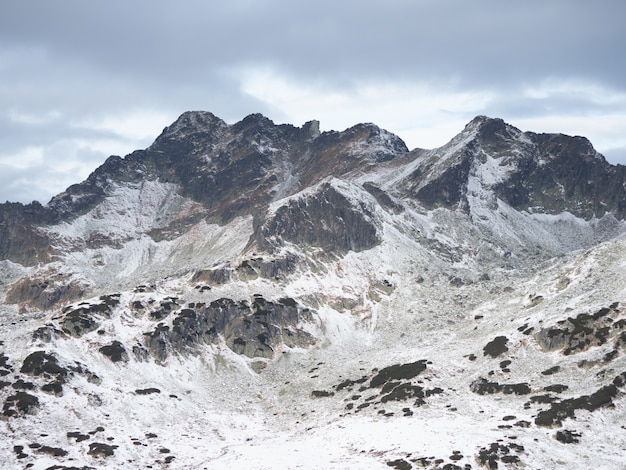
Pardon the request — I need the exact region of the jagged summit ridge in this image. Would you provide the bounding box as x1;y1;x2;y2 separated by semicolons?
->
1;112;625;269
392;115;625;219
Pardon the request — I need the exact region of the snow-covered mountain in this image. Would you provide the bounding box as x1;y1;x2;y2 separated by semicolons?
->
1;112;625;469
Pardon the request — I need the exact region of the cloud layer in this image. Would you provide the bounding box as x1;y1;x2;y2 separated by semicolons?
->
2;0;625;203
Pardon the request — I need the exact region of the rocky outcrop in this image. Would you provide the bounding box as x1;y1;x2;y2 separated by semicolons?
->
409;154;472;210
534;302;624;357
0;202;56;266
143;295;315;363
495;132;626;219
57;298;117;337
6;275;88;312
253;181;381;254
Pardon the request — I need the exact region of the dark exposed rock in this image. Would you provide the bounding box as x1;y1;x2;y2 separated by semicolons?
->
535;303;623;354
243;255;299;280
36;445;68;457
411;155;472;211
136;388;160;395
3;391;39;416
13;445;28;459
132;344;150;361
99;293;121;307
370;360;428;388
32;324;66;343
21;351;68;378
41;381;64;396
0;201;57;265
87;442;118;457
144;296;315;362
379;382;426;405
386;459;412;470
192;256;301;287
362;182;404;213
68;362;101;384
0;352;10;370
335;377;368;392
494;132;626;219
477;441;523;469
470;378;531;395
191;267;233;286
58;300;115;337
332;360;440;414
143;323;171;362
89;426;105;435
67;431;91;442
253;182;381;255
555;429;582;444
528;394;556;404
534;381;620;427
483;336;509;358
541;366;561;376
99;341;129;363
398;116;626;220
148;299;178;321
12;379;36;390
133;285;151;293
61;309;100;337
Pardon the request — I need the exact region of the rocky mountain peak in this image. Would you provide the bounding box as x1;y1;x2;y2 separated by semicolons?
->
152;110;228;144
232;112;275;130
462;115;524;152
395;114;626;219
464;114;505;130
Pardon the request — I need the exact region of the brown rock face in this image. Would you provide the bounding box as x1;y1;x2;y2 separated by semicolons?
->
5;275;87;312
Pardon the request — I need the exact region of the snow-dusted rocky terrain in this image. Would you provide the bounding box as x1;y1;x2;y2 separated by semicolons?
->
0;112;625;469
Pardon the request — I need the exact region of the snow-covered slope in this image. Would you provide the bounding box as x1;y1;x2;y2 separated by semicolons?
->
1;112;625;469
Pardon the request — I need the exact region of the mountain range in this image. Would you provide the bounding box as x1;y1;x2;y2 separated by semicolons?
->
0;111;625;469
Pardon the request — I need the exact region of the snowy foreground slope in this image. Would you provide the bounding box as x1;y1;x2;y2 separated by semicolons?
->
0;113;626;469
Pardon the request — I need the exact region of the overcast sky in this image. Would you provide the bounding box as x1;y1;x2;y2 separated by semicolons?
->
2;0;625;204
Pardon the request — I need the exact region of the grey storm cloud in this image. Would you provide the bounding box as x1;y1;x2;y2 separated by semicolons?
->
3;1;625;86
1;0;626;203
